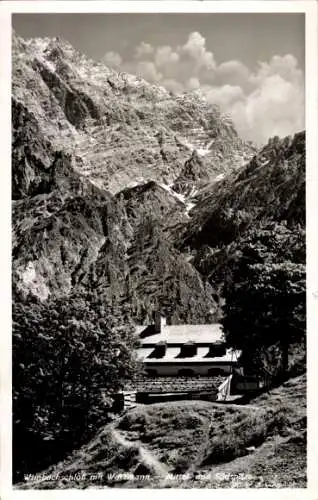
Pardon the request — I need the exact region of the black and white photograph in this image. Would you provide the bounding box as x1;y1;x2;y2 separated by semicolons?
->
1;0;317;494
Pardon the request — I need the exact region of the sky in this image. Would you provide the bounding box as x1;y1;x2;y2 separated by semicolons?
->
13;13;305;144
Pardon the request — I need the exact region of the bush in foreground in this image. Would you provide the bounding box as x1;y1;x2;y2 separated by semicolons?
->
12;289;140;482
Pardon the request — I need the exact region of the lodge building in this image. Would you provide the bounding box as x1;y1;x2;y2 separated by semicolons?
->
136;313;241;377
114;313;247;411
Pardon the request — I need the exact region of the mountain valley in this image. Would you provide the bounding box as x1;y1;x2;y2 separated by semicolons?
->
11;30;306;488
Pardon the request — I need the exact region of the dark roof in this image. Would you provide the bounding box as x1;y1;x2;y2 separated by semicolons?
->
124;376;227;393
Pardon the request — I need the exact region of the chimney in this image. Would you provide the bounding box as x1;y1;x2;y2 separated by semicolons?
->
154;311;167;333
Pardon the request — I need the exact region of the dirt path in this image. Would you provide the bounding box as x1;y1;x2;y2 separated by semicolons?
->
111;428;169;479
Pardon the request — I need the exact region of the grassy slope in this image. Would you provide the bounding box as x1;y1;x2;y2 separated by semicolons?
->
17;374;306;489
196;374;306;488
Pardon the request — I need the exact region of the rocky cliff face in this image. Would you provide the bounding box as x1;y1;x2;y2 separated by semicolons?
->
12;32;304;323
178;131;305;288
14;32;243;322
12;32;254;196
172;150;210;197
12;151;218;322
182;131;305;246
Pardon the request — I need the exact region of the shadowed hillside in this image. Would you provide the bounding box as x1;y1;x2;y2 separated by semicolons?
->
16;374;306;489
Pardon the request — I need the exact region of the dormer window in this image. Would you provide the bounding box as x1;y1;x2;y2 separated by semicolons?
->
148;341;167;359
205;343;226;358
178;341;197;358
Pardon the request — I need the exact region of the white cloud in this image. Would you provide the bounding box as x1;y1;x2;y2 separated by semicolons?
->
182;31;216;71
203;84;245;107
101;32;304;144
134;41;154;60
135;61;162;83
227;54;305;143
215;60;251;88
161;78;184;94
229;73;304;144
103;51;122;69
154;46;180;68
186;77;201;90
217;60;250;79
249;54;303;86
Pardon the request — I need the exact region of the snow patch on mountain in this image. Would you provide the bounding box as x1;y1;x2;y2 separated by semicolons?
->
159;183;186;204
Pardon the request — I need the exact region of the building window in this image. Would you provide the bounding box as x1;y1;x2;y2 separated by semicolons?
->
178;368;195;377
145;369;158;377
208;367;224;376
